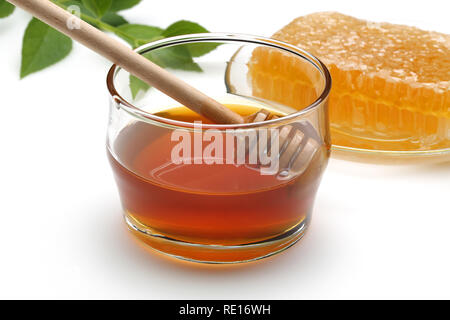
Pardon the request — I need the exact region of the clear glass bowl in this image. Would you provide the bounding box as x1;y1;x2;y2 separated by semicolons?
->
106;33;331;263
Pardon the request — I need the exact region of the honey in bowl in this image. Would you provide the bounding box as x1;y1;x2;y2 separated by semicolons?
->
108;104;329;262
248;12;450;154
106;34;331;263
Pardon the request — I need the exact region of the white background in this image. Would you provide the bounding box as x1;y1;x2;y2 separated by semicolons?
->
0;0;449;299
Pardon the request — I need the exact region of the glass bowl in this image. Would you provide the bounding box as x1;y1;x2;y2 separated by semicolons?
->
106;33;331;263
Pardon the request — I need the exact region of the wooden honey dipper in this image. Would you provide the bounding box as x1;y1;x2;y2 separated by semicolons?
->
9;0;321;177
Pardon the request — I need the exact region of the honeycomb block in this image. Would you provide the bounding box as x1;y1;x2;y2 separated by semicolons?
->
249;12;450;150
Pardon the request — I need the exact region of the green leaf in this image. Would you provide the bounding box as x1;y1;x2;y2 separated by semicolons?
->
129;47;201;99
162;20;209;37
109;0;141;12
20;18;73;78
145;46;202;72
81;0;111;18
129;75;149;99
61;1;125;28
58;1;94;18
116;24;163;47
162;20;219;57
0;0;15;18
186;41;219;58
101;12;127;26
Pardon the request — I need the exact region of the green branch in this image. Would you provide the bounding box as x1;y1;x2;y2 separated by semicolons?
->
53;0;134;45
1;0;218;97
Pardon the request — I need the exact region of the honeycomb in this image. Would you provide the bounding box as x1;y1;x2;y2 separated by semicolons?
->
249;12;450;151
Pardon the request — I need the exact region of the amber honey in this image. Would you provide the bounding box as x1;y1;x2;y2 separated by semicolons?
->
108;104;328;261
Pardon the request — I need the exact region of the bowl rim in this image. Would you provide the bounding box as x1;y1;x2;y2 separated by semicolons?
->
106;32;332;130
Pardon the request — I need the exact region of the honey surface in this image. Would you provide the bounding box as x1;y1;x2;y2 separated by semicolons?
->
249;12;450;151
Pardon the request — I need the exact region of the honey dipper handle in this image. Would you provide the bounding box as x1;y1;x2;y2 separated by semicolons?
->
8;0;244;124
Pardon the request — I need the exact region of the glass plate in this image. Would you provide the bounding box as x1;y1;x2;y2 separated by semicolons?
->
225;46;450;164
